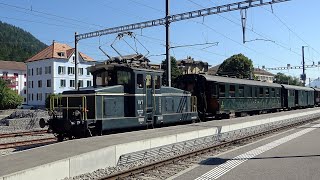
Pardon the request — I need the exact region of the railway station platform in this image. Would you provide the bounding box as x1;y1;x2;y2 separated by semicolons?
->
1;108;320;180
172;118;320;180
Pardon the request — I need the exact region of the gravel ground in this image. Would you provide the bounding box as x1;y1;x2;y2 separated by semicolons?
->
0;133;55;156
0;109;50;133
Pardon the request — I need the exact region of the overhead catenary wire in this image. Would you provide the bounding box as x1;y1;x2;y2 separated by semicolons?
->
185;0;314;64
0;1;104;28
261;6;320;64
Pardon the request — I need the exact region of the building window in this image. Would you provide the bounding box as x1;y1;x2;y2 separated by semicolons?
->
24;98;26;102
57;52;65;57
31;68;34;76
87;81;92;87
24;74;26;78
31;94;34;101
36;68;38;75
68;67;75;75
31;81;34;88
28;69;31;76
87;70;90;76
47;79;51;87
38;80;42;88
70;80;75;87
24;81;26;86
60;79;66;87
79;80;83;87
39;67;42;75
58;66;66;75
78;68;83;76
45;66;52;74
24;89;26;94
37;93;42;101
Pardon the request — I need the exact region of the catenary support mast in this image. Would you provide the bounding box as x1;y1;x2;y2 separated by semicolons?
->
166;0;171;86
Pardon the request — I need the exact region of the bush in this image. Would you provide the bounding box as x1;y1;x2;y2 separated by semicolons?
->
0;79;23;110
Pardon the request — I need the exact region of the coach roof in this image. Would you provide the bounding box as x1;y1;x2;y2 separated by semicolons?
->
202;75;282;88
281;84;314;91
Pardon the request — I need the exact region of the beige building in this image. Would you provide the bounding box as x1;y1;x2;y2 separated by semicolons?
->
208;65;275;83
177;57;209;74
254;68;274;83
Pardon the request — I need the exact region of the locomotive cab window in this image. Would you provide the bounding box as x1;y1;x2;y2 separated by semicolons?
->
137;74;144;88
146;75;152;88
117;71;131;85
95;71;114;86
154;75;161;89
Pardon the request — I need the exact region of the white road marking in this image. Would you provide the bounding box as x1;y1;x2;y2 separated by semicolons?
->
195;123;320;180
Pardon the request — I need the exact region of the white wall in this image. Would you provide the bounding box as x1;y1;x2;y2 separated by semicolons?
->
0;68;27;103
26;55;94;106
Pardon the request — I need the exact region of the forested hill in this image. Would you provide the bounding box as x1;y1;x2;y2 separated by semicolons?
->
0;21;47;62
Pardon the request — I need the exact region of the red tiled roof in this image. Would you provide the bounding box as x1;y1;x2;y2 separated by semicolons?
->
26;41;95;62
0;60;26;71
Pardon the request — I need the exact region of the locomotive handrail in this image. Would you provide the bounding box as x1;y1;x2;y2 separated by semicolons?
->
191;96;197;112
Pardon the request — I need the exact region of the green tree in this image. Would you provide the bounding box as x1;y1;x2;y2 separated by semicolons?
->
0;79;23;109
273;73;304;86
161;56;182;86
0;21;47;61
217;54;254;79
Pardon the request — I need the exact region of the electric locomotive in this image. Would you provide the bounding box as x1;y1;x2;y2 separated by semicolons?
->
40;55;198;141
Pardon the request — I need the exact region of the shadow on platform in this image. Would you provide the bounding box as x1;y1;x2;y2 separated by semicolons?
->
200;154;320;166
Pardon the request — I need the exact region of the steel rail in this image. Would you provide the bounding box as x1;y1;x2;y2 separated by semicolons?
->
0;130;48;139
0;137;56;150
98;117;317;180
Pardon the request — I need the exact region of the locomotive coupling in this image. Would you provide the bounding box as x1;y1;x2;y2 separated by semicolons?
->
39;118;48;128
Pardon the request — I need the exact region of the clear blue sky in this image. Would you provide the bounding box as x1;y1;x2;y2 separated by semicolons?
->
1;0;319;81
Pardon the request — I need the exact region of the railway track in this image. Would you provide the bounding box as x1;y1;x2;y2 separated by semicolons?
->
0;137;56;150
0;130;48;139
98;117;318;180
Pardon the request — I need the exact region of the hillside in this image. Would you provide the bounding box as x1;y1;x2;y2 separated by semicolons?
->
0;21;47;62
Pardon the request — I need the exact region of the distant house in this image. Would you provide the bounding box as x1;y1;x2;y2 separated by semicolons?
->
0;60;27;103
177;57;209;74
254;68;275;83
25;41;95;106
208;64;275;83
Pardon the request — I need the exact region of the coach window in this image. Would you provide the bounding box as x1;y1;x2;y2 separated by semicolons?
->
271;88;275;97
155;75;160;89
259;87;264;97
239;86;244;97
229;85;235;97
276;89;280;97
219;84;225;97
265;88;270;97
137;74;144;88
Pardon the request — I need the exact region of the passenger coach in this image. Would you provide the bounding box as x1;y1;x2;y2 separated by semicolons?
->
176;74;282;120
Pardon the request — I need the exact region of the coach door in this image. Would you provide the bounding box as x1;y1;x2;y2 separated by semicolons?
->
145;74;155;125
